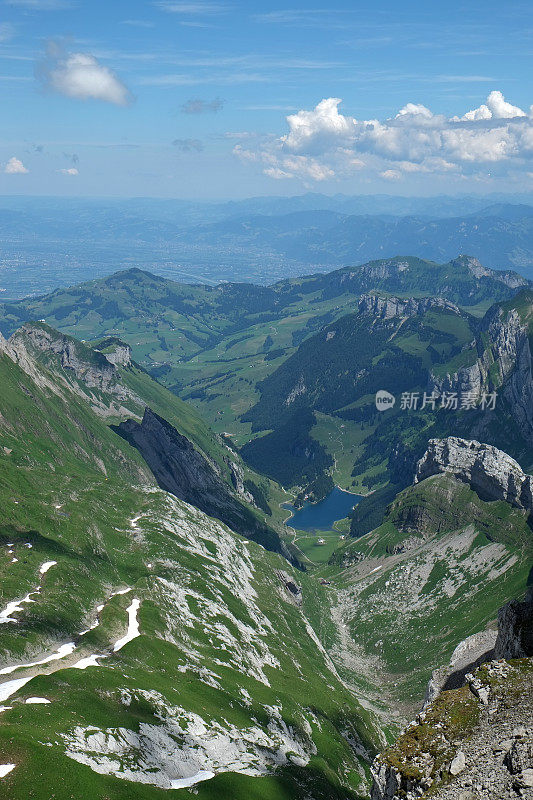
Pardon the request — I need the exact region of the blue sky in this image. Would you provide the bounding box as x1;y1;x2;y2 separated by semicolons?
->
1;0;532;197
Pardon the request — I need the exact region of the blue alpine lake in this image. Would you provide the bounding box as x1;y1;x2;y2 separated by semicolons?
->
283;486;362;532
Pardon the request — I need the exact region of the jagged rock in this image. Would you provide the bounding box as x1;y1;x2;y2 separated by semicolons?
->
229;460;254;505
466;672;490;705
495;588;533;659
275;571;303;605
94;338;132;367
415;437;533;512
505;737;533;774
429;294;533;442
429;361;482;400
515;768;533;788
371;656;533;800
483;303;533;442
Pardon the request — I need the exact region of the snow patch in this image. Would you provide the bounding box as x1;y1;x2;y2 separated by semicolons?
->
72;654;108;670
0;764;15;778
39;561;57;575
0;677;33;703
0;642;76;676
113;599;141;652
170;771;215;788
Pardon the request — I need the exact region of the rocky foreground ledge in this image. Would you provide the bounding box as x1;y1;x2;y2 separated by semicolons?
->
370;591;533;799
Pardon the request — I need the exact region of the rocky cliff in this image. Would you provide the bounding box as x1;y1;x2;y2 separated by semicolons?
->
113;408;284;555
93;337;133;367
10;323;118;392
358;294;461;320
429;292;533;443
415;437;533;513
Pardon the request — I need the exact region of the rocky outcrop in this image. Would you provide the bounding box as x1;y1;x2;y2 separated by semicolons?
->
229;460;255;505
429;361;482;399
485;304;533;442
424;629;498;708
10;324;118;392
3;324;143;416
495;588;533;660
94;338;132;368
113;408;283;555
415;437;533;513
358;294;461;320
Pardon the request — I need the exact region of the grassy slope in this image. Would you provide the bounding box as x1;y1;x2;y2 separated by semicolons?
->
0;346;382;799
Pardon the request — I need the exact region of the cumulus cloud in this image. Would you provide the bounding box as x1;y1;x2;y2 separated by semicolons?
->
457;90;526;121
396;103;433;119
59;167;78;175
4;157;28;174
181;96;224;114
234;91;533;184
39;45;132;105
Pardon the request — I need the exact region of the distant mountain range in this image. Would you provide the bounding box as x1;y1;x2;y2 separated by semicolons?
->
2;195;533;298
183;203;533;276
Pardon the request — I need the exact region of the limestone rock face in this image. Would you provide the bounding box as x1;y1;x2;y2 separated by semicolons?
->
424;629;497;708
415;437;533;512
358;294;460;320
10;324;117;393
100;341;132;367
429;302;533;441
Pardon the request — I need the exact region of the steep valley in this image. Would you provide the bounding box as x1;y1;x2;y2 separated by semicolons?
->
0;257;531;799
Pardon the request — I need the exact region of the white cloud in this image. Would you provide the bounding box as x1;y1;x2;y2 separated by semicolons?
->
235;91;533;184
4;157;28;174
395;103;433;119
458;90;526;121
40;47;131;105
282;98;354;152
380;169;401;180
59;167;78;175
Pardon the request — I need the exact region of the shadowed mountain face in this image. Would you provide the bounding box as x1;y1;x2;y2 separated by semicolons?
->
113;408;284;556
